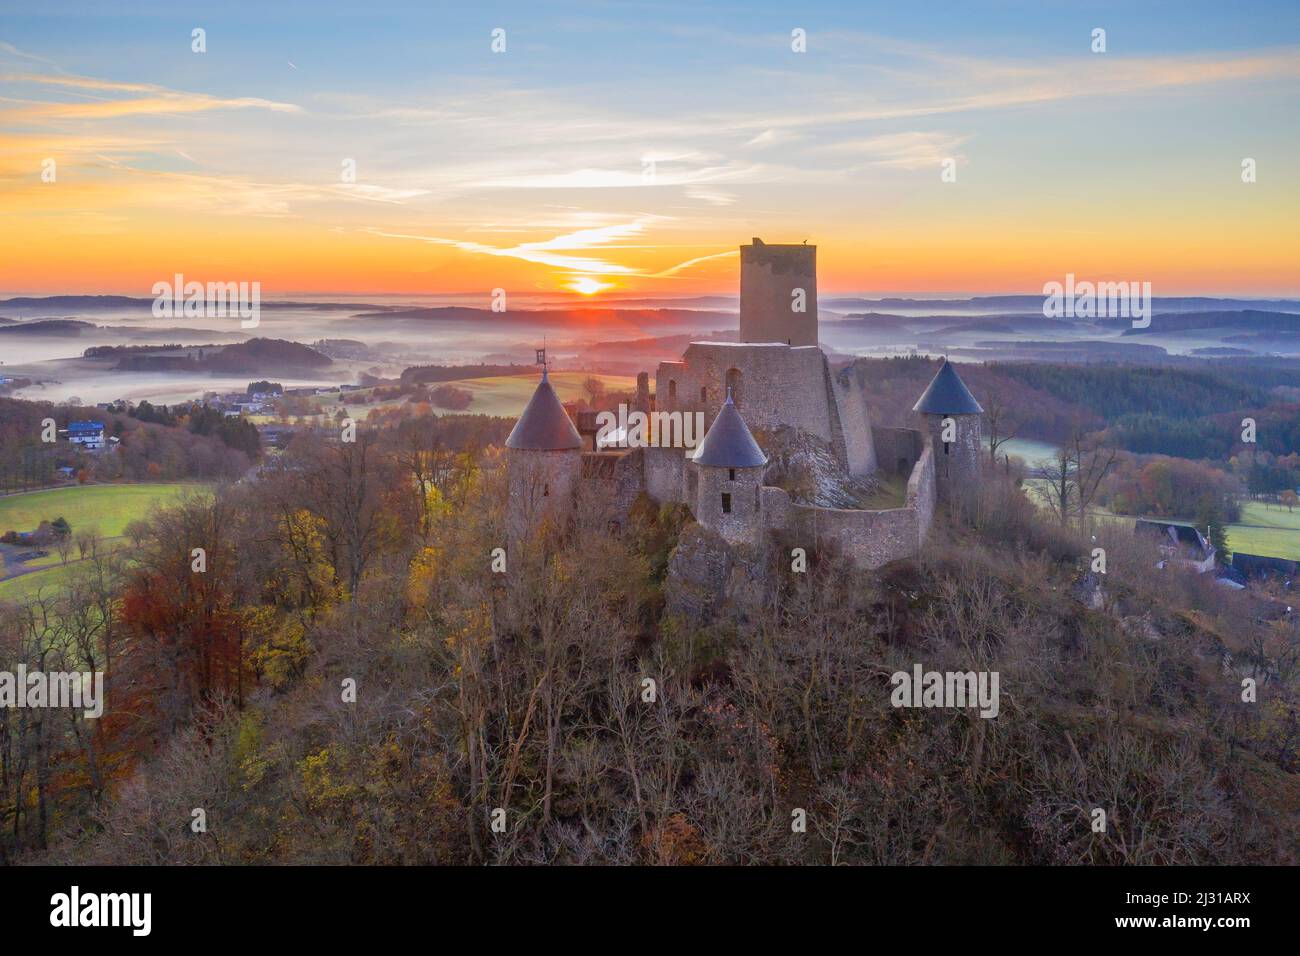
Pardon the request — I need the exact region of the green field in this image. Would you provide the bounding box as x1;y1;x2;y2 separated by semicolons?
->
1228;501;1300;559
1022;480;1300;560
0;483;200;539
0;560;82;603
0;483;205;603
307;372;639;422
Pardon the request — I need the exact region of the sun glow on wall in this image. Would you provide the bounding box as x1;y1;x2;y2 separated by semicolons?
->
568;276;612;295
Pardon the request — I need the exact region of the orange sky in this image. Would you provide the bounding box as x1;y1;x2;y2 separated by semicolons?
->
3;17;1298;298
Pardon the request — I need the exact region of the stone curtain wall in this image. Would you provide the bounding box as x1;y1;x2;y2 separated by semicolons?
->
871;425;925;479
579;448;646;526
777;435;935;570
907;442;936;550
643;445;686;503
789;500;919;570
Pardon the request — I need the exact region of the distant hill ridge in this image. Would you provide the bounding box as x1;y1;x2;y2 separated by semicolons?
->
102;338;332;373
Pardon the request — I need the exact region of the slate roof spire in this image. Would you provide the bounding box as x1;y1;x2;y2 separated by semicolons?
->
913;359;984;415
692;387;767;468
506;366;583;450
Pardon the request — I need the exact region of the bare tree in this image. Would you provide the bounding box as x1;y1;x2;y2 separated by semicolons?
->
1070;429;1118;526
982;386;1021;463
1032;447;1076;526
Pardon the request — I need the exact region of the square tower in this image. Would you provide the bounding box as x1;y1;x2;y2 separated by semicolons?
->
739;238;817;346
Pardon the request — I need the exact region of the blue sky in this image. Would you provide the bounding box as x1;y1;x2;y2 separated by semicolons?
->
3;1;1298;295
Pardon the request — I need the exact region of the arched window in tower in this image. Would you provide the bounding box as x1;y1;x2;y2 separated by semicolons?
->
726;367;742;407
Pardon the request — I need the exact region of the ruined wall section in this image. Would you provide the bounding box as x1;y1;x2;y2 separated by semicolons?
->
831;368;878;476
579;448;646;528
643;446;686;504
872;426;925;479
655;343;835;445
777;429;935;569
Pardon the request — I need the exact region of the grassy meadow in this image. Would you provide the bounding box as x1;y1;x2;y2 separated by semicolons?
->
0;482;206;602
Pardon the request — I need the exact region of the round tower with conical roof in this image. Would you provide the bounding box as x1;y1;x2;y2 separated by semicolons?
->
506;367;583;541
913;359;983;503
689;388;768;544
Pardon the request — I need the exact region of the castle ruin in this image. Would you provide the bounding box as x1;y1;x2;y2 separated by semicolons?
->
506;238;984;569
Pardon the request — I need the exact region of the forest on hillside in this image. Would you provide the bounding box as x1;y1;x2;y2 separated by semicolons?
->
2;404;1295;865
850;357;1300;498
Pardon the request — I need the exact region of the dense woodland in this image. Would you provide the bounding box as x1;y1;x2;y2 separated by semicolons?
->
1;399;1296;865
852;357;1300;504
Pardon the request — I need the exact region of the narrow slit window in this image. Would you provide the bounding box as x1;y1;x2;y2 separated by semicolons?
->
721;493;732;514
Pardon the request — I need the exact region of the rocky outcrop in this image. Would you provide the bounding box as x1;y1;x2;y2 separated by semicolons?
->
757;424;880;509
663;524;731;626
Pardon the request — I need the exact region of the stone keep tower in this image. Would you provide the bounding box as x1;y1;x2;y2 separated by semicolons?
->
506;368;583;539
689;389;768;545
740;238;818;346
914;359;984;503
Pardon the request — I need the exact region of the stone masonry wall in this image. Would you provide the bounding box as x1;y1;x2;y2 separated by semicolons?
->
692;461;764;545
655;342;836;444
643;445;686;503
780;435;936;570
579;448;646;527
872;425;925;479
739;242;818;347
925;412;981;503
831;370;878;476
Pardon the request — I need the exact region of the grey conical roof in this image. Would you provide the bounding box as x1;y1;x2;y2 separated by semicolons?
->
692;390;767;468
506;368;582;450
913;359;984;414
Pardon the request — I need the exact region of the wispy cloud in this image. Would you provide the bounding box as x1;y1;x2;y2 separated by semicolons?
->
0;70;301;121
816;131;970;170
365;217;667;275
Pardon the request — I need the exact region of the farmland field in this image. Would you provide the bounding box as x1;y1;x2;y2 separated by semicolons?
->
0;560;83;603
308;372;639;421
440;372;638;417
1022;481;1300;560
0;483;201;539
0;483;207;602
1228;501;1300;559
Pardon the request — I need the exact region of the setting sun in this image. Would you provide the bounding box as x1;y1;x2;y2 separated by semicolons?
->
569;277;611;296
